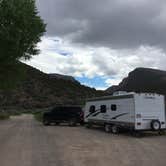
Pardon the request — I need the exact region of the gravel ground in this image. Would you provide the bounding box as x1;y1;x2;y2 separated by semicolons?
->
0;114;166;166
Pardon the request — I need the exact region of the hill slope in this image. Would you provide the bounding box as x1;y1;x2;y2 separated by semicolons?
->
106;68;166;95
0;63;104;109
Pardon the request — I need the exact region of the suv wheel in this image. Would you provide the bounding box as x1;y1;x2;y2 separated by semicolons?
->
68;119;77;126
43;120;50;126
55;122;60;125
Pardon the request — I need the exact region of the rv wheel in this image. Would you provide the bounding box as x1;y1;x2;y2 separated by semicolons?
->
151;120;161;131
111;125;119;134
104;124;111;133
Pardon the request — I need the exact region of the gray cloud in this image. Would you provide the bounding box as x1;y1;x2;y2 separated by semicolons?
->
36;0;166;50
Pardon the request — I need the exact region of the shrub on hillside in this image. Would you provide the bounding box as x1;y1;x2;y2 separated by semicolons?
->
0;112;10;120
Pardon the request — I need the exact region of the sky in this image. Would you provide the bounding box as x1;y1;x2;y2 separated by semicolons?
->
26;0;166;90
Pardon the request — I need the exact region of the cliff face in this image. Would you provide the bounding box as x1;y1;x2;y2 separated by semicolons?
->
0;63;105;109
48;74;79;83
106;68;166;95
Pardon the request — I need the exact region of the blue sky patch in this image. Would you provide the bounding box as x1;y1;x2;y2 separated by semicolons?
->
75;76;107;89
57;50;72;56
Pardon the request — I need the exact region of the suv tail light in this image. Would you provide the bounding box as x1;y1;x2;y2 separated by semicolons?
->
80;112;84;117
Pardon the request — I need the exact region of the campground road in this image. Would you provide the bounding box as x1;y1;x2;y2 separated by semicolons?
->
0;115;166;166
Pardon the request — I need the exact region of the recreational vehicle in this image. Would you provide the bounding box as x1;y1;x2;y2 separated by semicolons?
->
84;92;166;134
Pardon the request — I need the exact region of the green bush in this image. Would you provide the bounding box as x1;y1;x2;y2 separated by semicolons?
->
0;112;10;120
34;112;43;122
9;111;22;116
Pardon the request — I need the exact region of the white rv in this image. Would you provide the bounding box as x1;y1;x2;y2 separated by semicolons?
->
84;92;166;134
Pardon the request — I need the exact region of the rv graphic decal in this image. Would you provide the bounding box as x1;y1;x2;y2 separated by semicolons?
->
84;93;166;133
111;113;129;119
86;109;129;120
85;109;100;118
92;111;101;116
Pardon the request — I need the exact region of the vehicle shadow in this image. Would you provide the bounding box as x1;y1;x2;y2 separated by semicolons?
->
42;123;83;127
86;125;166;138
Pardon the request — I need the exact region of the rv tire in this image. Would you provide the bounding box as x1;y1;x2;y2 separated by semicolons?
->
151;120;161;131
104;124;111;133
43;120;50;126
111;125;119;134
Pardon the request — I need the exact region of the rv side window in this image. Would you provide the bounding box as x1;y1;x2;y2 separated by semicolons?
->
111;104;117;111
100;105;106;113
89;105;95;113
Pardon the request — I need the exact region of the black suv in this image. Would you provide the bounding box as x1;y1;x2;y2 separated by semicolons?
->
43;106;84;126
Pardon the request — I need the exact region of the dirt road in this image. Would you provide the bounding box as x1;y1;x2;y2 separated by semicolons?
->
0;115;166;166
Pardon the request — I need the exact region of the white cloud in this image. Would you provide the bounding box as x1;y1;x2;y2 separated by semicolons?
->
105;78;122;86
36;0;166;51
95;86;108;91
25;37;166;88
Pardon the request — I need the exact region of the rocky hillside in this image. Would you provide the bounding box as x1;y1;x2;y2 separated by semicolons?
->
49;74;78;83
0;63;105;109
106;68;166;95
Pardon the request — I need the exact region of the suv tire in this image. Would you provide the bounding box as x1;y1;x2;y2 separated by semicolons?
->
111;125;119;134
43;120;50;126
68;118;77;126
55;122;60;125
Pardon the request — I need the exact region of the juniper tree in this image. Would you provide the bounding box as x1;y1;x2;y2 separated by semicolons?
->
0;0;46;89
